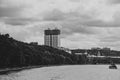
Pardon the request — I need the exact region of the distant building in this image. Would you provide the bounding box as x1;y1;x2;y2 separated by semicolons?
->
102;47;111;51
91;47;111;51
59;47;71;54
71;49;87;54
44;28;60;48
71;49;88;55
91;47;101;50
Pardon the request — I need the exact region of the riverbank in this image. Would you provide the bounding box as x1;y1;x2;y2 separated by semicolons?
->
0;65;119;80
0;65;47;75
0;64;119;75
0;64;69;75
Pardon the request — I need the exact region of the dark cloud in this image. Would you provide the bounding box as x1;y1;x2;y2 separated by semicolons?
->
43;9;92;21
0;0;27;25
0;6;23;18
100;36;120;43
109;0;120;4
3;18;40;25
4;18;29;25
43;9;120;27
80;20;120;27
43;9;66;21
60;21;99;37
43;10;99;36
42;9;120;37
62;18;120;27
69;0;81;2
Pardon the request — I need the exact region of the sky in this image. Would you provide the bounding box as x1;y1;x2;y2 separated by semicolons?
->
1;0;120;50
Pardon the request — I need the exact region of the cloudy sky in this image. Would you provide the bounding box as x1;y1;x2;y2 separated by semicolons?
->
1;0;120;50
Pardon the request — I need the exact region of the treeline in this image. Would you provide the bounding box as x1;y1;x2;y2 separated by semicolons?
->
88;57;120;64
0;33;85;68
71;49;120;64
72;49;120;57
1;33;120;69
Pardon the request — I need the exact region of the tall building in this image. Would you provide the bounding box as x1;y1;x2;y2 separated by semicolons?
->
44;28;60;48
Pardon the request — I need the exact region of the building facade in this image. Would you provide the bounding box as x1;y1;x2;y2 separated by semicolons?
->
44;28;60;48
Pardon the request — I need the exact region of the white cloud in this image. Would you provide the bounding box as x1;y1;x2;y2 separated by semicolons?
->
61;33;99;49
1;0;120;50
1;0;120;25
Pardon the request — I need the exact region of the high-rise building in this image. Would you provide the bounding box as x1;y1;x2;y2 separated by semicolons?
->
44;28;60;48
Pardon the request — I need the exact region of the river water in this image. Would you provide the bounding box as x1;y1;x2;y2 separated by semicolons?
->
0;65;120;80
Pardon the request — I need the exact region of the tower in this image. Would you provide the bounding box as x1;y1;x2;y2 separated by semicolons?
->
44;28;60;48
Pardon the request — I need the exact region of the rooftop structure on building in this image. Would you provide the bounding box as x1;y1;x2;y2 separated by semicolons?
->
44;28;60;48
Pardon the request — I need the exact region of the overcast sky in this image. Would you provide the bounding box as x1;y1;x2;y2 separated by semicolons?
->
1;0;120;50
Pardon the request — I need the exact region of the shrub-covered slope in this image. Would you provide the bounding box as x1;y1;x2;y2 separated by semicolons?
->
0;34;74;68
